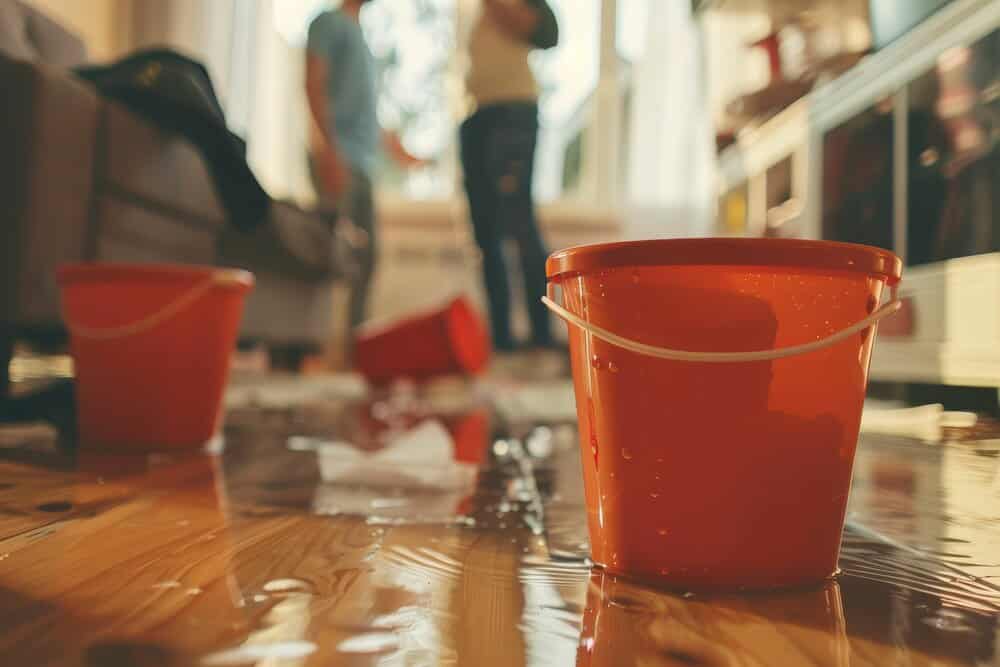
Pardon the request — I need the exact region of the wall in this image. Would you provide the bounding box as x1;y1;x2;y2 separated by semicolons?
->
129;0;235;103
25;0;131;61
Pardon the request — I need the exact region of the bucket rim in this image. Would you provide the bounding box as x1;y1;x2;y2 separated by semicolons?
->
546;238;901;285
57;263;254;290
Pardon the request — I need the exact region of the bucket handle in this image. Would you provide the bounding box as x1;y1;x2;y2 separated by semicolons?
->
541;283;901;363
64;270;247;341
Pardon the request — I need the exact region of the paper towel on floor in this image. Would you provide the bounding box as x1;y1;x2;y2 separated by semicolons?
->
860;403;977;442
316;419;476;490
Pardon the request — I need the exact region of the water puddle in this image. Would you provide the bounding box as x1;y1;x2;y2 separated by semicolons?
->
200;641;317;665
335;632;400;654
212;394;1000;665
261;578;315;595
840;526;1000;613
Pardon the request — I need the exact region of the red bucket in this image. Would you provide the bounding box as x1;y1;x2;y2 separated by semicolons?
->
57;264;253;451
544;239;902;590
354;296;490;384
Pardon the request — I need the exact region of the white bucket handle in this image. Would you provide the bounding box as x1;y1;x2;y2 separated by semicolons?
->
541;284;901;363
64;270;247;341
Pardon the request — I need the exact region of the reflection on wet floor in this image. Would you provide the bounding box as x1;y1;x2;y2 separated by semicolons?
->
1;382;999;665
208;388;1000;666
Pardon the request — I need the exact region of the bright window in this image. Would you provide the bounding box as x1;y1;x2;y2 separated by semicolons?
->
531;0;602;202
252;0;690;212
362;0;458;199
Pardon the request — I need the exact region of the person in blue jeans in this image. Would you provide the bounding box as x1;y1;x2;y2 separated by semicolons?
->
461;0;559;352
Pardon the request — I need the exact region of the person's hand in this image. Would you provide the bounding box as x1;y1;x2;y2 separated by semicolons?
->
316;144;350;197
384;131;427;169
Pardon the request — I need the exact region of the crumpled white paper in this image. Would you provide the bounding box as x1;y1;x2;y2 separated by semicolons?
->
316;419;476;491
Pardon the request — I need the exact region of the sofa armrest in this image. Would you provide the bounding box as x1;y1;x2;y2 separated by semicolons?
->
0;55;99;329
218;201;354;282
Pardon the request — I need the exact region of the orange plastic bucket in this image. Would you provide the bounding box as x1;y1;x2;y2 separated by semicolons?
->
57;264;254;451
544;239;902;590
354;296;490;384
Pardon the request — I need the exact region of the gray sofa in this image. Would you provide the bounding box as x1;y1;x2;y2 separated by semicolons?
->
0;0;345;379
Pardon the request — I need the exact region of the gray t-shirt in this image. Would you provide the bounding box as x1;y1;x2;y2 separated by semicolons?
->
307;9;378;176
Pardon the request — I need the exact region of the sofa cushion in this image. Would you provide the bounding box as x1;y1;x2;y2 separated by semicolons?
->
94;194;219;265
238;274;338;345
218;201;353;283
102;100;227;230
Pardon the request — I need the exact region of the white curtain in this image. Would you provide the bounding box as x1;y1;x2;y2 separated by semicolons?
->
625;0;714;238
128;0;314;204
129;0;235;97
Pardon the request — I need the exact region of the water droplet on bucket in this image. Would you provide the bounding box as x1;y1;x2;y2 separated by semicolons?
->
650;493;660;499
658;528;668;536
632;271;640;284
591;355;601;370
683;592;696;599
607;361;619;373
621;449;633;460
659;568;670;575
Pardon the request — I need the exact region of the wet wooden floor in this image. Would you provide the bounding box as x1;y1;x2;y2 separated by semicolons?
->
1;377;998;666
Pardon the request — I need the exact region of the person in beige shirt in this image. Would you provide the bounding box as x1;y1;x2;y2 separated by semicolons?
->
460;0;558;353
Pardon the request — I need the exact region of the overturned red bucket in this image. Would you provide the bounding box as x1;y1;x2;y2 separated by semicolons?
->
354;296;491;384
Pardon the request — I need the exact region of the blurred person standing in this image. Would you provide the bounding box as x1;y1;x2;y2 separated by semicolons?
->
306;0;418;355
461;0;559;353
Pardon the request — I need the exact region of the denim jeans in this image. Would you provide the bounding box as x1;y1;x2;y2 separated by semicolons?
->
460;102;552;351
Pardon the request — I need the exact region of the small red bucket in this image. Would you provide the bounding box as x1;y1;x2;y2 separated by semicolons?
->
354;296;490;384
57;264;253;451
544;239;902;590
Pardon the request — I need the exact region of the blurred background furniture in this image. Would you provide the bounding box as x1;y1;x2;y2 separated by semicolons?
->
0;0;346;378
700;0;1000;399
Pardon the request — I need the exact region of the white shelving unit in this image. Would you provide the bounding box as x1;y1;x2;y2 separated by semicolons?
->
711;0;1000;388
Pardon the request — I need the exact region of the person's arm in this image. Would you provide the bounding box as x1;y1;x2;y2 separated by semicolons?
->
305;16;351;197
381;129;426;168
484;0;558;49
306;51;350;197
